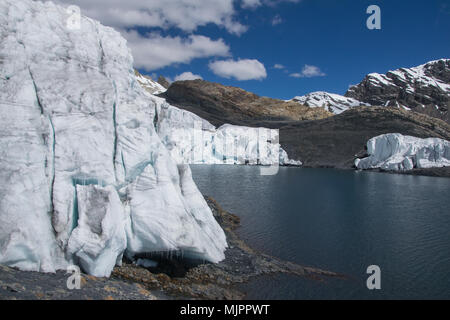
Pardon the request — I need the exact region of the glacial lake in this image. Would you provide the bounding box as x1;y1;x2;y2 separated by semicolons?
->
191;165;450;299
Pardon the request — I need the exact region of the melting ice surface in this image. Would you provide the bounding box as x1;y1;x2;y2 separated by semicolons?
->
0;0;227;277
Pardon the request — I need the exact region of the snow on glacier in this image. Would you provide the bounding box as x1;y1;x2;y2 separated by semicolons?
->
0;0;226;277
153;96;302;166
355;134;450;171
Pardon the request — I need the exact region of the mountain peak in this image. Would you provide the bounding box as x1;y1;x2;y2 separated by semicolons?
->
157;75;170;89
134;70;167;94
345;59;449;123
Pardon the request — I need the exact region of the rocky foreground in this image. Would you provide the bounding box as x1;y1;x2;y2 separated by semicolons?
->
0;197;342;300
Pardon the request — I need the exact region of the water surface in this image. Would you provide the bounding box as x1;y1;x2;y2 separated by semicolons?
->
191;165;450;299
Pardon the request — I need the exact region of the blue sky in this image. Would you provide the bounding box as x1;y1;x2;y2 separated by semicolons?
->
62;0;450;99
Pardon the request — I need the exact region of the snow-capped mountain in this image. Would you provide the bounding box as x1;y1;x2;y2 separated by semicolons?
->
0;0;227;277
355;133;450;171
346;59;450;122
291;91;370;114
134;70;167;95
291;60;450;121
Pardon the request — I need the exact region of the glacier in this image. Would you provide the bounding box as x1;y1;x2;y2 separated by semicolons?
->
0;0;301;278
0;0;227;277
355;134;450;171
153;95;302;166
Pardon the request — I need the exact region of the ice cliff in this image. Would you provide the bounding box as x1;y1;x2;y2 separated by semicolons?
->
0;0;227;277
152;96;301;166
355;134;450;171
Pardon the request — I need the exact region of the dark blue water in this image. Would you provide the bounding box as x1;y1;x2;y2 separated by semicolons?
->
191;165;450;299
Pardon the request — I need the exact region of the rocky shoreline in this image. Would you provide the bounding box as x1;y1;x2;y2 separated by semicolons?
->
383;166;450;178
0;196;343;300
354;166;450;178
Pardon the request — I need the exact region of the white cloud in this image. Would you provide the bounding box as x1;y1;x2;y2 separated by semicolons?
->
273;63;285;69
174;72;203;81
124;31;230;71
241;0;262;9
209;59;267;80
290;64;326;78
56;0;248;35
272;14;283;25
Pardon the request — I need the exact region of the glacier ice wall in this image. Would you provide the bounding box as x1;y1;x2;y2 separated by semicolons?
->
153;96;302;166
355;133;450;171
0;0;226;277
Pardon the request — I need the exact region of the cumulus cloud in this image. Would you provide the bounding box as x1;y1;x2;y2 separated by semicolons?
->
290;64;326;78
273;64;285;69
174;72;203;81
124;31;230;71
56;0;247;35
209;59;267;80
55;0;302;70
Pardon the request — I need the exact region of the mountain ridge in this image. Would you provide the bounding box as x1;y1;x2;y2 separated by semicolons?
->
290;59;449;123
160;79;333;127
345;59;449;123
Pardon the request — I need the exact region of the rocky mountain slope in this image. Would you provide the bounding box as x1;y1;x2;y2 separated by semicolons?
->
160;80;333;127
346;59;450;123
157;77;450;171
276;107;450;169
157;76;170;89
290;59;449;123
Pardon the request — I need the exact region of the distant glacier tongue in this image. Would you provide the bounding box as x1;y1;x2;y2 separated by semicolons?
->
0;0;226;277
355;133;450;171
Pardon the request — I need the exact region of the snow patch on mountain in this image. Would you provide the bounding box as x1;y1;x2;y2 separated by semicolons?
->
355;134;450;171
291;91;369;114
